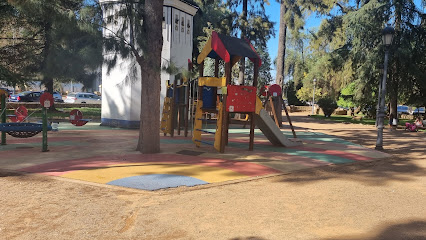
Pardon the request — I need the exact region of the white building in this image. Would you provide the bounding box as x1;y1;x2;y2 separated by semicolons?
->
100;0;198;128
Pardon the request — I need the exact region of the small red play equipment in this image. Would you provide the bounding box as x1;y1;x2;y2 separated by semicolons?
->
69;109;90;126
40;92;54;108
268;84;282;97
8;106;28;122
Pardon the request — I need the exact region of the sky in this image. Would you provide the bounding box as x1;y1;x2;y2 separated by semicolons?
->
264;0;425;79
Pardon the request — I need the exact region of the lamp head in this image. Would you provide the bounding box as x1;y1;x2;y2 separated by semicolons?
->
382;24;395;46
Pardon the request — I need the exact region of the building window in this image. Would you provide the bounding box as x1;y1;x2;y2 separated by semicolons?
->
162;11;166;29
175;14;179;31
187;19;190;34
181;17;184;32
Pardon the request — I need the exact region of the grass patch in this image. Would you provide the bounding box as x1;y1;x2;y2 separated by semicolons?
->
5;107;101;119
311;114;413;126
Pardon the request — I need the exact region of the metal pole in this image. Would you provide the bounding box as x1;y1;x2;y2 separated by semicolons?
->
1;94;6;145
312;81;316;115
375;78;382;126
375;49;389;150
42;106;48;152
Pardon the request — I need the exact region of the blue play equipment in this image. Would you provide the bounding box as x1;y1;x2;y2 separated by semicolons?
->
0;122;52;138
1;91;52;151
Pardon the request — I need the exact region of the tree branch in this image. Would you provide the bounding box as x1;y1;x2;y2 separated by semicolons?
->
335;2;347;14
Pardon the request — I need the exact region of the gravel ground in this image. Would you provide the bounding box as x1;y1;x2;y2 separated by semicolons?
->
0;113;425;240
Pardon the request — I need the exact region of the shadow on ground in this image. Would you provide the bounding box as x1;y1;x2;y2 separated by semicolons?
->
322;220;426;240
275;115;426;186
230;237;268;240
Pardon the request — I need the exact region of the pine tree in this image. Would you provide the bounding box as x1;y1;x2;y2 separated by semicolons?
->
304;0;425;117
226;0;274;85
0;0;102;92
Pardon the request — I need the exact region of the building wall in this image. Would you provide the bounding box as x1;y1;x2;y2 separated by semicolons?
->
100;1;136;127
100;0;197;128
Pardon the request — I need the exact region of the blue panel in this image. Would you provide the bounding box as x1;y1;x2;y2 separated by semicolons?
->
202;86;215;108
107;174;208;191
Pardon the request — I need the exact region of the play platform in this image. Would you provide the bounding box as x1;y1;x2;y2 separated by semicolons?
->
0;122;391;191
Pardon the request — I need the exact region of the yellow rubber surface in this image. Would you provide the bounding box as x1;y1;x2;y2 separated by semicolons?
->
61;163;248;184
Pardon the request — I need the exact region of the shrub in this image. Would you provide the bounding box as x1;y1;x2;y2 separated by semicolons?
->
317;97;338;117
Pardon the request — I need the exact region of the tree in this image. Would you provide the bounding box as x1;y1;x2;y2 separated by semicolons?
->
192;0;232;76
285;80;303;105
385;0;426;116
275;0;308;87
226;0;274;85
103;0;163;153
0;0;102;92
306;0;426;118
296;85;322;103
337;82;356;108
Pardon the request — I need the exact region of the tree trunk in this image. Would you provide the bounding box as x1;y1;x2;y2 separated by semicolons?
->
41;22;57;110
136;0;163;154
388;3;402;121
45;76;53;93
389;72;398;119
275;0;287;87
238;0;248;85
274;0;287;127
41;21;53;93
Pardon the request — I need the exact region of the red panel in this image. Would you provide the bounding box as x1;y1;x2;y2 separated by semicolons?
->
245;39;262;67
226;85;257;113
211;31;230;62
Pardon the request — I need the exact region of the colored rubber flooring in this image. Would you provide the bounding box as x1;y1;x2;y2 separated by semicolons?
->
1;122;391;191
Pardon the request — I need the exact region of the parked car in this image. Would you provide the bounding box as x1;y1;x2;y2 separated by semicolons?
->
53;91;64;103
64;92;101;104
0;87;12;95
397;105;410;115
410;107;425;115
8;91;41;102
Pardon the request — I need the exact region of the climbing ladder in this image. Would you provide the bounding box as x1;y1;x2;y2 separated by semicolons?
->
192;100;223;152
160;97;173;135
192;77;226;152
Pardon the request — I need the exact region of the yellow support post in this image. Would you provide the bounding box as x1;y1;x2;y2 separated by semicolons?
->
214;102;223;152
192;100;203;147
160;97;173;135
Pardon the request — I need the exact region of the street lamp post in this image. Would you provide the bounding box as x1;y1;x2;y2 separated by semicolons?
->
376;25;395;150
376;65;384;126
312;78;317;115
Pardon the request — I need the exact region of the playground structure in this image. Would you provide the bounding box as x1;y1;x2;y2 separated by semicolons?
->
161;71;191;137
192;31;300;153
260;84;297;138
0;90;52;151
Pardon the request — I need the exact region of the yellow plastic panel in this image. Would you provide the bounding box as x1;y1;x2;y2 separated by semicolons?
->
199;77;226;87
255;96;262;114
197;37;213;64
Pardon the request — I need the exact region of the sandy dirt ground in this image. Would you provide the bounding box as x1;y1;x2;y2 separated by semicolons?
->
0;113;425;240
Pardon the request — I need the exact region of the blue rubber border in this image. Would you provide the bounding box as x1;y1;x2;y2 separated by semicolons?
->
101;118;140;129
